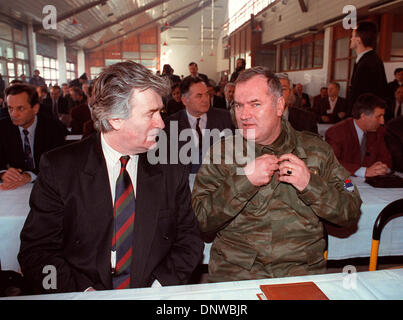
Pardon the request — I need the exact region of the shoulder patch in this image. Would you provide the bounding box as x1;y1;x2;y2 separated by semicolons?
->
344;179;355;192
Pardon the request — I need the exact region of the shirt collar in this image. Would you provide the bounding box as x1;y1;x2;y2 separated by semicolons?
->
101;132;136;167
356;49;372;64
186;109;207;128
19;115;38;136
353;119;365;143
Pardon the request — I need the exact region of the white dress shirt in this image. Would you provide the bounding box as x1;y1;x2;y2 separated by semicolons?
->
355;49;372;64
99;133;161;288
185;110;207;146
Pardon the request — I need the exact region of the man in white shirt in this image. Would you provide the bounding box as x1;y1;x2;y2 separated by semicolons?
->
18;61;204;294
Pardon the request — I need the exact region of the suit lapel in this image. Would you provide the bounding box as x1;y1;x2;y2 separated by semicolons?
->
131;152;163;287
80;134;114;289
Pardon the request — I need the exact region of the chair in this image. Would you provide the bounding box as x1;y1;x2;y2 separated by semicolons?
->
369;198;403;271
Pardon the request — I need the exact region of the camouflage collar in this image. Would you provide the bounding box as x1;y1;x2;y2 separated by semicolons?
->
254;119;307;159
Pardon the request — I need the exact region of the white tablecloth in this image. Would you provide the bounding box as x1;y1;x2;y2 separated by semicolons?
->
1;175;402;272
2;268;403;300
0;183;32;271
317;123;334;138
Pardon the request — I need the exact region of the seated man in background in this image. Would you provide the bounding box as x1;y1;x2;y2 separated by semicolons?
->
314;82;348;124
192;67;361;282
312;86;328;110
70;87;91;134
277;73;318;134
0;84;67;190
325;93;392;177
385;115;403;173
293;83;311;108
165;83;185;116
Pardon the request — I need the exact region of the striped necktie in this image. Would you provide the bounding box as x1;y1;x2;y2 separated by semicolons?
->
112;155;135;290
22;129;34;171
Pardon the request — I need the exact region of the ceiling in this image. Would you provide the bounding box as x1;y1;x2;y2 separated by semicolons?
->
0;0;228;51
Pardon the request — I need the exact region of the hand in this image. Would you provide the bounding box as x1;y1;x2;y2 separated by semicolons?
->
365;162;389;177
244;154;279;187
278;153;311;191
321;115;330;123
337;112;346;119
2;168;25;183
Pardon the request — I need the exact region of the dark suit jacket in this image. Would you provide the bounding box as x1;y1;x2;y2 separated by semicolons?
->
385;116;403;172
212;95;226;110
348;50;388;110
18;133;204;294
0;114;67;174
287;107;318;134
387;80;400;100
386;98;402;123
314;96;349;123
294;92;311;108
325;118;393;175
70;103;91;134
164;107;235;171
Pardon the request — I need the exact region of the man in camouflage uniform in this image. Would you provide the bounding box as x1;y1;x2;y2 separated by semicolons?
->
192;67;362;282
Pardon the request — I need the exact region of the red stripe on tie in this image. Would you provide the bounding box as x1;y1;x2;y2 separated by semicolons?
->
111;213;135;247
113;184;134;216
115;277;131;290
116;247;132;271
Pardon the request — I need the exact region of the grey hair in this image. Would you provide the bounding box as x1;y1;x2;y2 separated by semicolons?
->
236;66;282;105
275;72;292;88
224;82;236;92
92;61;170;132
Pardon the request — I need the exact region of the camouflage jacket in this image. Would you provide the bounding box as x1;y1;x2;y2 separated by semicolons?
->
192;120;362;282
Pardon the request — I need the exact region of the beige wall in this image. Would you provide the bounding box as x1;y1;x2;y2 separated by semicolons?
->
260;0;380;44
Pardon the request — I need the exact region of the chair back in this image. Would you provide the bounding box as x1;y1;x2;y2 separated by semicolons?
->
369;198;403;271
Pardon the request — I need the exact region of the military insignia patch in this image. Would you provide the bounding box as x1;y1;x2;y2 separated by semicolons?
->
344;179;354;192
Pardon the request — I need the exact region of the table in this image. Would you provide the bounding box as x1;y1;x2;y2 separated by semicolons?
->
1;176;402;272
2;268;403;300
317;123;334;138
0;183;32;271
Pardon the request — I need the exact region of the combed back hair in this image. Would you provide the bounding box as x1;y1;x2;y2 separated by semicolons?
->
92;61;170;133
237;67;282;104
180;76;205;96
356;21;378;49
5;83;39;107
395;68;403;75
189;62;198;68
352;93;386;119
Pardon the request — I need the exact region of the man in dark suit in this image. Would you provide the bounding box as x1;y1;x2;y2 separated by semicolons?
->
50;85;69;119
386;85;403;122
277;73;318;134
387;68;403;101
184;62;209;85
207;81;226;110
314;82;348;123
223;82;235;110
229;58;245;83
70;87;91;134
164;77;235;174
312;87;328;111
0;84;67;190
293;83;311;108
18;61;204;294
348;21;388;111
385;115;403;173
325;93;392;177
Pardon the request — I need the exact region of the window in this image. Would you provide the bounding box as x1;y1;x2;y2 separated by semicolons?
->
66;62;76;81
280;32;324;72
36;54;58;85
330;25;356;98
